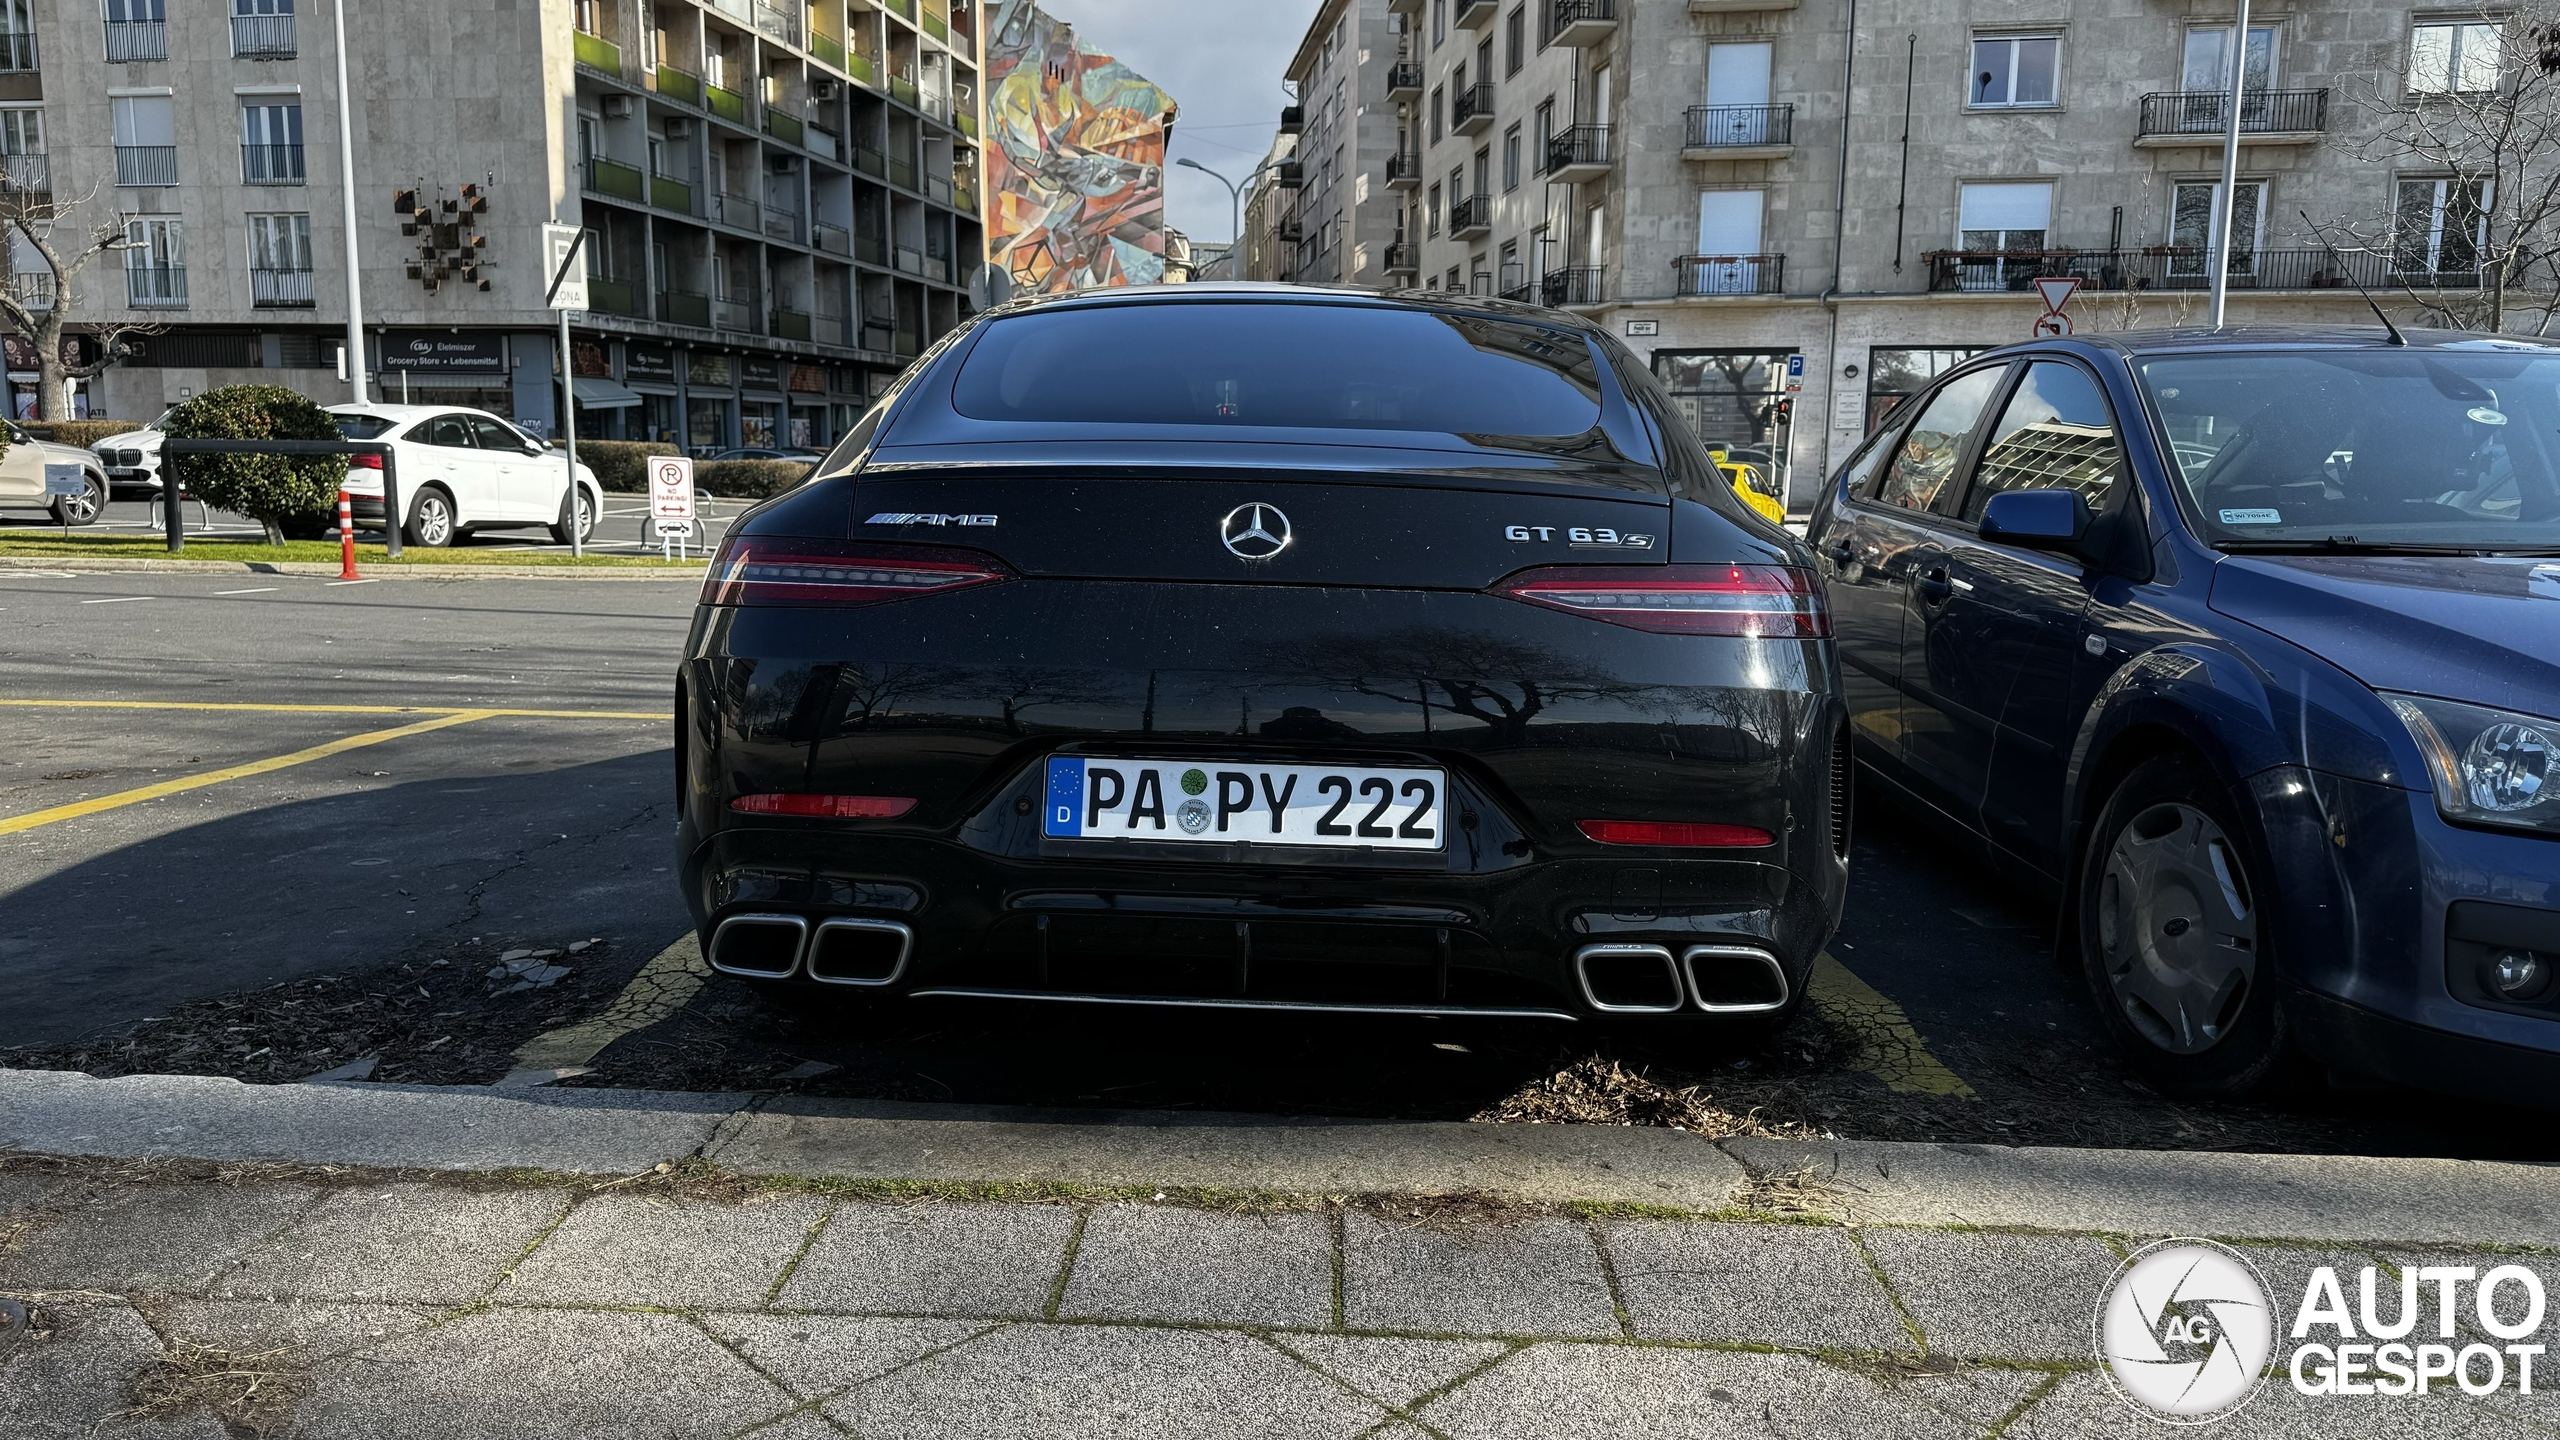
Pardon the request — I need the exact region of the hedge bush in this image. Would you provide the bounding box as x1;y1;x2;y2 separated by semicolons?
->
696;458;816;501
574;439;684;493
160;386;346;542
22;420;147;451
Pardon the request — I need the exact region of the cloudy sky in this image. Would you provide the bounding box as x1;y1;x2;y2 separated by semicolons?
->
1032;0;1325;246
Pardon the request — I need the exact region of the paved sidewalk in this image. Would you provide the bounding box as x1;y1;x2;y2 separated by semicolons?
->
0;1156;2539;1440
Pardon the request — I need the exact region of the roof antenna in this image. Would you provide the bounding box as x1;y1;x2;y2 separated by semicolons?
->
2301;210;2407;346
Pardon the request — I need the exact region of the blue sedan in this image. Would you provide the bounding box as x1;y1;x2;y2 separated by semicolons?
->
1807;326;2559;1100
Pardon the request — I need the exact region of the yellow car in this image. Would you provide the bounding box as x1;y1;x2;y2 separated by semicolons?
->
1711;451;1787;525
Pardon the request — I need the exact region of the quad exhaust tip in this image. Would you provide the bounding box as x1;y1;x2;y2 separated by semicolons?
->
707;913;808;979
1574;942;1791;1014
707;913;914;986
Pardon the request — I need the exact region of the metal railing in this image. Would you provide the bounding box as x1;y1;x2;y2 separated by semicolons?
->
0;153;48;193
771;308;813;341
1452;81;1496;133
657;289;712;327
0;31;34;71
2136;89;2329;139
1920;245;2475;293
1384;240;1420;273
651;173;694;214
1675;253;1785;295
1274;204;1303;242
655;65;702;105
813;222;851;256
6;271;53;308
764;108;804;147
852;145;885;179
706;83;747;125
1387;61;1423;95
712;296;756;331
1686;103;1793;149
126;265;187;307
1546;123;1611;174
1544;0;1617;43
889;155;916;190
232;13;294;57
763;207;802;242
1385;151;1423;185
114;145;177;186
752;0;802;46
1449;193;1492;234
251;267;314;305
573;28;621;75
585;276;645;316
711;191;760;231
243;143;305;185
925;173;953;205
104;20;165;61
1541;266;1604;306
814;313;850;348
583;155;645;201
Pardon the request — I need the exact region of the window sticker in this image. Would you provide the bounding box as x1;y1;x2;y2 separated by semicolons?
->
2219;508;2283;525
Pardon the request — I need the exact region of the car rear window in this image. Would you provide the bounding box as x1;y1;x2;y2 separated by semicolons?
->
334;415;395;440
950;302;1606;436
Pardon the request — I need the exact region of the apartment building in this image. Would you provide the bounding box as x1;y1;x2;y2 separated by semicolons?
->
1345;0;2477;504
1268;0;1404;288
0;0;984;450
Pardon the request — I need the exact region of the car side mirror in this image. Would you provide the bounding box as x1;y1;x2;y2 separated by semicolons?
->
524;441;548;455
1979;489;2092;550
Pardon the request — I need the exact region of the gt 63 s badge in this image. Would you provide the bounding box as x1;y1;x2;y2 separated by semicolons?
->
1505;524;1656;550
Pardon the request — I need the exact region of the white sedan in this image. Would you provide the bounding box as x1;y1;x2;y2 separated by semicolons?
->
327;404;601;548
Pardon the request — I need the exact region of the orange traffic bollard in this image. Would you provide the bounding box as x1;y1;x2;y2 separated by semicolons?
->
337;490;358;581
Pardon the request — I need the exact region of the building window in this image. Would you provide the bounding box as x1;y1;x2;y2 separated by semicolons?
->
105;0;167;62
1534;98;1554;176
1446;265;1461;291
1506;6;1524;75
2409;21;2501;95
241;101;306;185
1865;347;1991;435
2169;179;2263;276
1473;146;1490;197
110;94;177;185
1427;182;1441;236
1501;124;1523;190
1430;85;1443;144
124;215;186;307
1432;0;1445;47
1970;35;2060;108
2395;176;2489;277
1654;352;1799;495
248;211;313;306
0;0;35;72
1953;180;2053;289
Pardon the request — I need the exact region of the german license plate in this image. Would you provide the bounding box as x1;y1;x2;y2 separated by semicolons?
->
1043;757;1446;851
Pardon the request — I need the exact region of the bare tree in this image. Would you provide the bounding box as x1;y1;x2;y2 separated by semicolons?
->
0;159;156;419
2334;4;2560;332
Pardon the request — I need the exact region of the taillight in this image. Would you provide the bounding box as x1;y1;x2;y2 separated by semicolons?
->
347;453;383;470
701;537;1012;607
731;793;918;818
1578;820;1775;848
1496;564;1830;638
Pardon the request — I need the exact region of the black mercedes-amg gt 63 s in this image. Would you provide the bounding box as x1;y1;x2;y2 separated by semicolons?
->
677;284;1850;1038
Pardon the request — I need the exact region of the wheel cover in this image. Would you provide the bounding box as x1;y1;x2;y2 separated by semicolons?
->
2096;802;2259;1056
416;496;452;544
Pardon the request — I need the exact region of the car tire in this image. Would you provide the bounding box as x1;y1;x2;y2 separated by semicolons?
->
278;510;332;541
404;486;457;548
548;485;597;547
50;472;106;527
2076;753;2299;1099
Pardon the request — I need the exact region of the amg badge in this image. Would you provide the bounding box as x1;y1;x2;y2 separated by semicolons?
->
866;513;998;527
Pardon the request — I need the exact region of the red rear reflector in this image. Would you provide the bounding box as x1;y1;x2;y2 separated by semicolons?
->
1496;565;1830;638
1579;820;1775;848
730;794;918;819
702;537;1011;607
347;452;384;470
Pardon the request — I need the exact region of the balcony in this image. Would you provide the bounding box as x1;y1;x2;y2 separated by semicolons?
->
2135;89;2330;146
1279;105;1303;136
814;222;851;256
771;308;813;341
583;154;646;202
1684;103;1794;158
764;207;803;243
586;276;646;317
856;233;885;266
1383;240;1420;275
764;107;805;147
1388;0;1425;15
807;125;839;162
814;312;849;347
1919;246;2455;294
1387;61;1422;101
712;297;756;332
243;143;306;186
1545;123;1611;183
651;172;694;214
573;28;621;76
1544;0;1617;48
1452;82;1496;137
7;272;53;309
710;191;760;232
126;265;187;308
891;74;920;109
104;20;165;62
1690;0;1793;10
955;178;978;212
1274;160;1304;189
812;31;846;70
852;144;884;179
1385;151;1423;189
654;65;703;105
114;145;177;187
1675;253;1785;296
657;289;712;327
889;154;916;190
752;0;802;47
1454;0;1499;29
706;83;748;126
1;153;48;195
0;31;34;71
1449;193;1492;238
894;245;925;276
232;13;294;58
1274;204;1303;242
925;173;953;205
1540;266;1603;306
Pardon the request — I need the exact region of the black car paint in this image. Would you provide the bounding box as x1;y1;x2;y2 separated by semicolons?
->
1806;327;2560;1098
678;288;1848;1018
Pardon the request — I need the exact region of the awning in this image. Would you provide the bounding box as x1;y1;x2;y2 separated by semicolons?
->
573;377;644;409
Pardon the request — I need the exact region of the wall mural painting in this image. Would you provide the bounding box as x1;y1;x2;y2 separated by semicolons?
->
985;0;1177;294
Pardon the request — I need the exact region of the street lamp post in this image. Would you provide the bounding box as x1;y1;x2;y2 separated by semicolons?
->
1176;156;1276;280
333;0;367;402
2208;0;2253;327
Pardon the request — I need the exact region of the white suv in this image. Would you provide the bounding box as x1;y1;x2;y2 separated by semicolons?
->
327;404;601;548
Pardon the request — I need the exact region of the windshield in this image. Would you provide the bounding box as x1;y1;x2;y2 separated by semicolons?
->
334;415;397;440
2137;349;2560;551
951;302;1605;437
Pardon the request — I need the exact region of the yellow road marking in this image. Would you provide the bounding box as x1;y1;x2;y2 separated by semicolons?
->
0;698;663;722
1805;951;1980;1099
0;710;497;836
505;933;710;1079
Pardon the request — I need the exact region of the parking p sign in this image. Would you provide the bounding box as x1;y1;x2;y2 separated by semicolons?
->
648;456;695;521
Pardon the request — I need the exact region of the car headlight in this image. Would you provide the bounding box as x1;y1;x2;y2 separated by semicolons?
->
2380;693;2559;836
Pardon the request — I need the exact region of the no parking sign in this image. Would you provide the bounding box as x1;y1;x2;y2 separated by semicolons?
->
648;456;695;522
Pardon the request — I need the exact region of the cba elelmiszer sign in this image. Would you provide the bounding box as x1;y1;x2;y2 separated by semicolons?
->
2094;1239;2550;1424
381;332;507;372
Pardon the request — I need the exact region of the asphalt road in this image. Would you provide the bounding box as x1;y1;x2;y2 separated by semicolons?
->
2;564;2548;1161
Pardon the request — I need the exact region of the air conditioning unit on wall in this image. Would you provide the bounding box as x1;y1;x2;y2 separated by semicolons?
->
602;95;634;119
812;78;841;100
665;118;695;139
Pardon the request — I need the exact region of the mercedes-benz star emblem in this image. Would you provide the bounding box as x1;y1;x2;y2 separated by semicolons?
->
1220;503;1293;560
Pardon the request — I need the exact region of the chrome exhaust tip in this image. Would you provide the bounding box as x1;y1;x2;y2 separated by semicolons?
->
1573;943;1686;1013
806;918;913;987
1682;945;1790;1013
706;913;808;979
